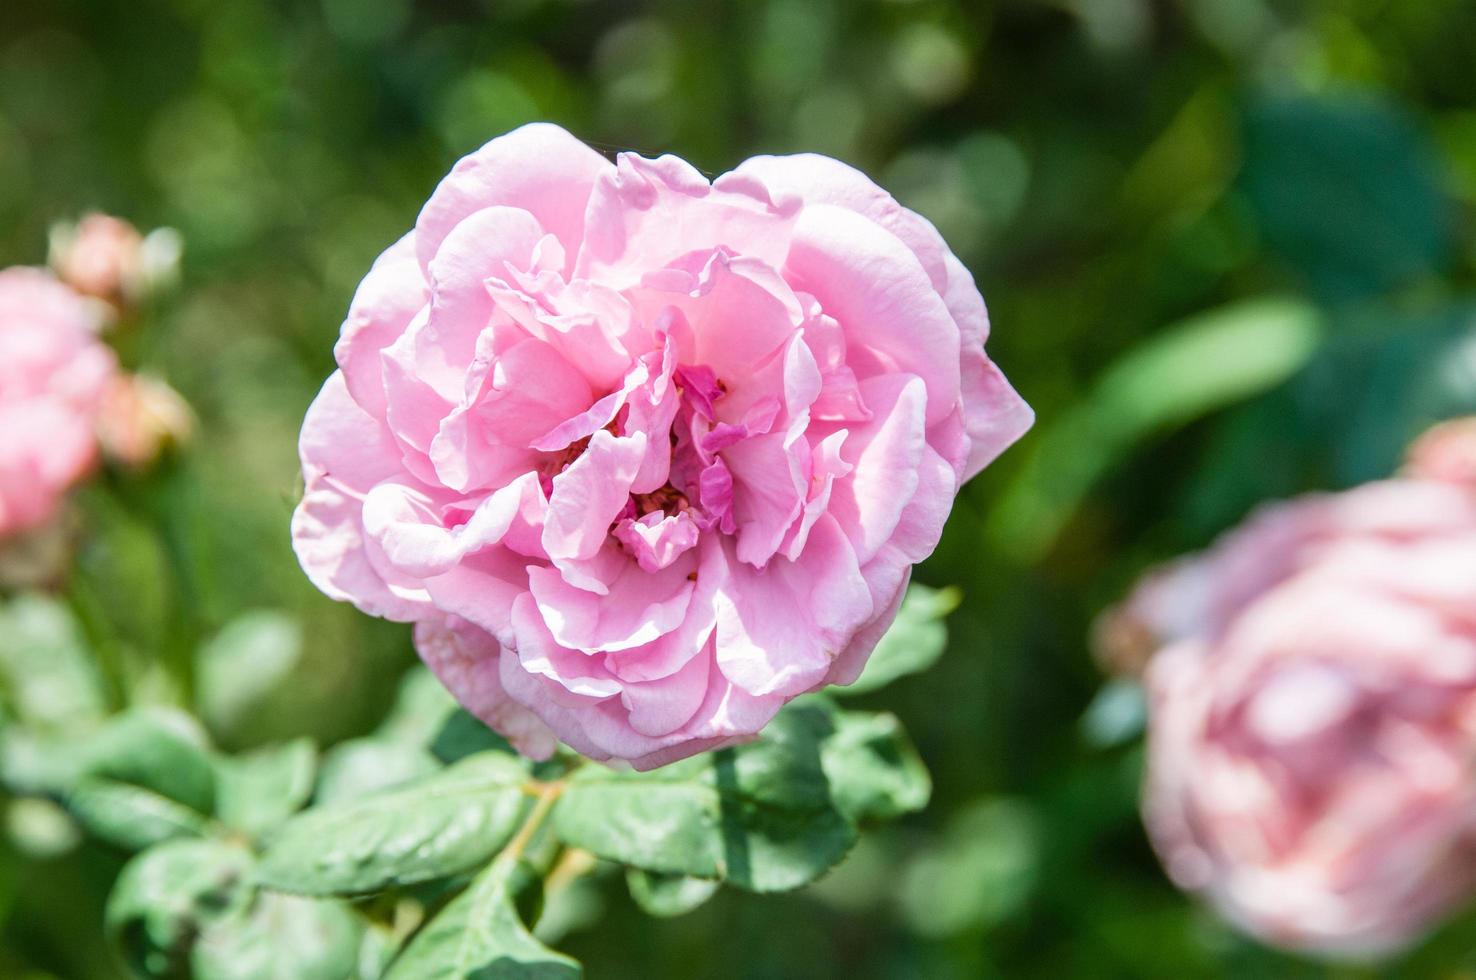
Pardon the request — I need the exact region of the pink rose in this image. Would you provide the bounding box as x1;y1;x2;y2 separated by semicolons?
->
1126;480;1476;955
0;268;115;537
292;123;1031;768
1109;479;1476;653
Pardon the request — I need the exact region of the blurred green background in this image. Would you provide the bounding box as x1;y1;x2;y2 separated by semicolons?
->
3;0;1476;976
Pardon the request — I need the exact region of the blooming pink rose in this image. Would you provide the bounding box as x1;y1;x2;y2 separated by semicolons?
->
1125;480;1476;955
0;268;115;537
292;123;1032;768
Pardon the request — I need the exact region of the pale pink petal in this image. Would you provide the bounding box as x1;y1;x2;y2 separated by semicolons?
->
785;204;961;426
415;122;611;273
413;615;557;760
713;515;872;697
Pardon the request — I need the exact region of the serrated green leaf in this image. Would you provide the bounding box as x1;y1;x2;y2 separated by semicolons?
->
814;703;931;823
625;869;719;918
215;739;317;837
314;737;440;805
256;752;530;896
80;707;216;814
196;611;302;741
553;704;856;892
989;297;1323;560
68;777;212;851
105;838;253;979
0;592;107;730
191;892;363;980
385;857;581;980
838;585;960;696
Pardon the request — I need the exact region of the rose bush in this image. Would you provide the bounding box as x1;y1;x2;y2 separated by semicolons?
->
292;123;1031;767
1120;478;1476;956
0;268;115;538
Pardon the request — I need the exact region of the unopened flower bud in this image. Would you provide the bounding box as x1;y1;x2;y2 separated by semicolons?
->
1404;416;1476;489
97;373;195;469
49;214;182;310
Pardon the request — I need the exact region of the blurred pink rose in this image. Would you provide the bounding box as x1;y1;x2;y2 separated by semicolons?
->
1125;480;1476;956
292;123;1031;767
0;268;115;537
1109;479;1476;653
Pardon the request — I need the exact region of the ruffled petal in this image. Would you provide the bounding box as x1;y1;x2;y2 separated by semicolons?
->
415;122;611;273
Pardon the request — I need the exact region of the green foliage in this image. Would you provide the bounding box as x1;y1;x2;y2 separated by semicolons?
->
106;839;253;979
624;870;719;919
313;736;440;804
190;893;363;980
385;859;580;980
991;297;1324;560
194;611;303;743
838;585;960;696
553;697;928;893
213;739;317;839
0;593;108;729
1240;95;1454;302
68;778;213;852
255;752;531;896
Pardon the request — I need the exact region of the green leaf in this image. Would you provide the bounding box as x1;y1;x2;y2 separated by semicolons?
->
376;666;459;747
314;737;440;805
385;857;581;980
0;592;107;730
814;703;931;823
191;892;363;980
256;752;530;896
69;778;212;851
898;798;1040;937
79;707;217;814
625;869;719;918
553;704;857;892
989;297;1323;560
1240;94;1453;301
430;708;517;765
837;585;960;696
215;739;317;838
105;838;253;979
0;727;90;796
196;611;303;741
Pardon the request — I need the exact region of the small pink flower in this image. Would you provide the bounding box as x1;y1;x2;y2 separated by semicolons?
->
1124;480;1476;956
292;124;1031;768
0;268;115;538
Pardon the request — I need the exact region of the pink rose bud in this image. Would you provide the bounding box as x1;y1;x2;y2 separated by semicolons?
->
49;213;182;309
1125;480;1476;957
96;373;195;470
1404;416;1476;489
0;268;115;538
291;123;1032;768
